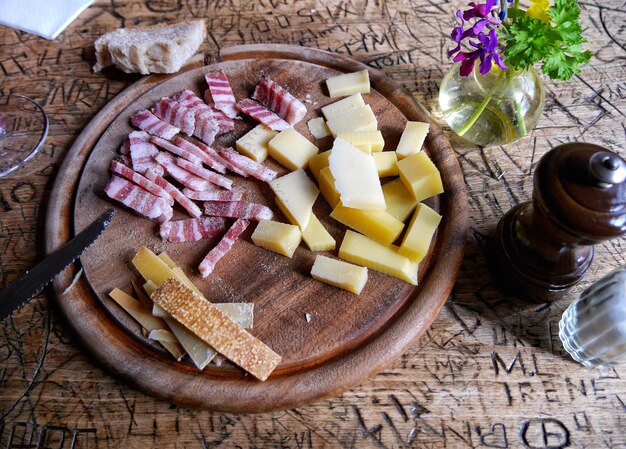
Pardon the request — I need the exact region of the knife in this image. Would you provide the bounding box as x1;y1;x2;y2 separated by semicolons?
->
0;208;115;322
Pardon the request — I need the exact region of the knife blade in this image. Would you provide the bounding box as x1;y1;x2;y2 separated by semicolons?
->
0;208;115;322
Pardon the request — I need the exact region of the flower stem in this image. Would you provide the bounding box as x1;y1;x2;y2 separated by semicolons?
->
457;93;493;137
515;100;527;136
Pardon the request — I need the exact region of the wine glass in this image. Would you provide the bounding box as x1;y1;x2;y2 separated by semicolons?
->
0;94;49;177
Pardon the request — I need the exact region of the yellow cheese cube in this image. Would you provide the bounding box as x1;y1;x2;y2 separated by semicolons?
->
311;255;368;294
235;124;277;163
397;151;444;201
321;93;365;120
399;204;442;263
396;121;430;159
338;230;418;285
308;150;331;182
330;201;404;246
269;128;319;170
318;167;340;208
302;213;336;251
373;152;398;177
252;219;302;258
307;117;331;139
382;179;418;222
329;138;385;210
326;105;377;137
355;144;372;154
336;130;384;152
326;70;370;98
270;169;319;229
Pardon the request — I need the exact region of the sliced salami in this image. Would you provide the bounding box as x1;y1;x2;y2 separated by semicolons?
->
198;219;250;277
203;200;273;221
236;99;290;131
252;76;307;125
159;217;227;243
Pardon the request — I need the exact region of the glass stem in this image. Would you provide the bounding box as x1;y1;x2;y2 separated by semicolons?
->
457;93;493;137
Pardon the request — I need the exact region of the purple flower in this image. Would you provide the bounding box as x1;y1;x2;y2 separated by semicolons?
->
448;0;508;76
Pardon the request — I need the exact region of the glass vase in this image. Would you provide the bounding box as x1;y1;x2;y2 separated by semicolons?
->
439;63;545;147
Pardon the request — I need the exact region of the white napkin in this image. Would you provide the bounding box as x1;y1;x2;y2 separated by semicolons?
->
0;0;94;40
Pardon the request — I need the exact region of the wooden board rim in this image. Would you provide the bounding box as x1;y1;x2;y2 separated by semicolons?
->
45;44;468;412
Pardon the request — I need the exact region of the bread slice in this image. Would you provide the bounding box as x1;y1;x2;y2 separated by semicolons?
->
93;20;206;74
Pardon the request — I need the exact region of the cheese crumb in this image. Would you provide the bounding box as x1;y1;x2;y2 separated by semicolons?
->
305;312;312;323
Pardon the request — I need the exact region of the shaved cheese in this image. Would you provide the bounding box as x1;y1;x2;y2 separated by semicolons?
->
329;138;385;211
307;117;331;139
148;329;178;343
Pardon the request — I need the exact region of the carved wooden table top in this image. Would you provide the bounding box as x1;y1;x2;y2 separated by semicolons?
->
1;1;625;447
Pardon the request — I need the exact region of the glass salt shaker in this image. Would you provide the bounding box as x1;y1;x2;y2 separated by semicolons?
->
559;266;626;368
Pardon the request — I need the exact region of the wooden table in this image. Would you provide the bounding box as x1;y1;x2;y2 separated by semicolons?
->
1;1;625;447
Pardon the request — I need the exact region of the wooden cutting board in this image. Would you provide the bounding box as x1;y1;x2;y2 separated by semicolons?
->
45;45;468;412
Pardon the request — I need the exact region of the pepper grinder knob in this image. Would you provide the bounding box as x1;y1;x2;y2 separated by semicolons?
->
488;143;626;302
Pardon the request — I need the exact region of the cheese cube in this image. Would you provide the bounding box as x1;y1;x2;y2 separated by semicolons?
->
382;179;418;222
318;167;340;208
339;230;418;285
252;219;302;258
235;125;278;163
311;255;368;294
396;121;430;159
397;151;444;201
308;150;331;182
329;138;385;211
336;130;384;152
330;202;404;246
302;213;336;251
399;204;442;262
326;105;377;137
326;70;370;98
355;144;372;154
373;152;398;177
269;128;319;170
270;169;319;229
321;94;365;120
307;117;331;139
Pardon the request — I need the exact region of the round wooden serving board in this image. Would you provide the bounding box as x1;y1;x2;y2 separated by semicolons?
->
46;45;468;412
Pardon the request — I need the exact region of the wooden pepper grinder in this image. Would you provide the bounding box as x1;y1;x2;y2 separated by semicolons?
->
489;143;626;301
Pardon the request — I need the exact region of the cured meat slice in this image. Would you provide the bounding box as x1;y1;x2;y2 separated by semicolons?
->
197;142;248;177
159;217;227;243
236;99;290;131
203;200;273;221
155;153;211;192
204;91;236;134
153;97;195;136
204;70;238;119
129;131;164;176
199;219;249;277
175;158;233;190
183;187;245;202
144;169;202;218
131;109;179;140
193;110;219;146
172;90;220;145
110;159;174;205
252;77;307;126
149;135;202;165
120;138;131;156
105;175;172;223
172;136;227;174
219;147;277;182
